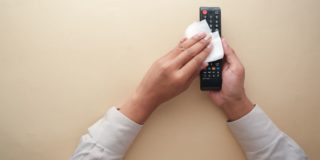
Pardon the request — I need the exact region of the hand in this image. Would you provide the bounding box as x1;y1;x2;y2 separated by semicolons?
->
120;32;213;124
208;39;253;121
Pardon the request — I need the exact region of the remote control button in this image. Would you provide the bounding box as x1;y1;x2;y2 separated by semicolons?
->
202;10;208;15
212;67;215;71
215;15;219;19
214;10;220;14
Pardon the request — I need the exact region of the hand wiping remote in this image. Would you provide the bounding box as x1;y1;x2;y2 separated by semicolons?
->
185;20;224;62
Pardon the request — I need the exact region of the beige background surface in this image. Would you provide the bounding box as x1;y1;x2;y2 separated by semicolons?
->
1;0;320;159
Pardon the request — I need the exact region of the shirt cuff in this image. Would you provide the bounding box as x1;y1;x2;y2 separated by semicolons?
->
227;105;282;152
88;106;143;156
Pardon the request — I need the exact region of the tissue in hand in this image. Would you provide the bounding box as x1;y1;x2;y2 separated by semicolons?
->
185;20;224;62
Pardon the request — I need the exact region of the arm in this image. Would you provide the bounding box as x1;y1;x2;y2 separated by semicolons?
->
208;39;308;160
71;32;213;160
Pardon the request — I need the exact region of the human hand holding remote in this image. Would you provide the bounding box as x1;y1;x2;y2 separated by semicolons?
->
208;39;253;121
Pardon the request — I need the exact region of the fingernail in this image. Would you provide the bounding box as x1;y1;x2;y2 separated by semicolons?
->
222;38;228;47
205;34;212;41
196;32;206;38
203;62;209;68
180;37;187;43
201;62;207;67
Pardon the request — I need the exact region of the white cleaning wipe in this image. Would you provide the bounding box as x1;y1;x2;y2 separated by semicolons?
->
185;20;224;62
185;20;212;38
207;31;224;62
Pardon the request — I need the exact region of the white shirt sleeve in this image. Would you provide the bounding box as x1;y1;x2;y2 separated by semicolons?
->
71;107;142;160
71;105;308;160
228;105;308;160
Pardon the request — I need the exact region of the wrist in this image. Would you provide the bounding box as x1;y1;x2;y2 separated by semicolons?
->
131;91;159;112
119;92;158;124
221;95;254;121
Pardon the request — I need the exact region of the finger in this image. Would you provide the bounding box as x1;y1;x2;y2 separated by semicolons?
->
222;39;246;74
185;65;202;86
166;33;207;61
161;37;188;60
179;37;188;44
179;43;213;79
188;62;208;82
201;62;209;70
222;61;229;73
164;33;206;59
173;34;212;68
208;90;219;99
171;37;188;57
180;32;207;49
222;38;241;66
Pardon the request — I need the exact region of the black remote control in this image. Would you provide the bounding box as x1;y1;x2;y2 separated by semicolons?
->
200;7;222;91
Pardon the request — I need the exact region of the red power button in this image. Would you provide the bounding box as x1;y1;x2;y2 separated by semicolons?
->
202;9;208;15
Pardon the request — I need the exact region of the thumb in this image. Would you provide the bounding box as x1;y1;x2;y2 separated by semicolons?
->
222;38;242;67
